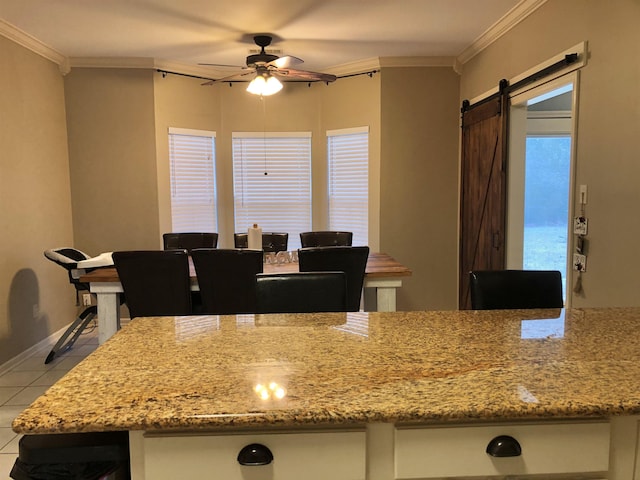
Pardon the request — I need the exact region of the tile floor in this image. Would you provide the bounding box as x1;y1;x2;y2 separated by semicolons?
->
0;321;100;479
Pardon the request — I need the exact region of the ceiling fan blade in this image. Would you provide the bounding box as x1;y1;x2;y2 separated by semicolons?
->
202;69;256;85
268;55;304;69
198;63;246;68
274;68;337;83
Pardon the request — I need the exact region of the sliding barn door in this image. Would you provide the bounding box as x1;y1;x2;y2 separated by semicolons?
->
459;94;509;309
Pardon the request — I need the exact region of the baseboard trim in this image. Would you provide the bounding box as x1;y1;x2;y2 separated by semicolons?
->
0;323;71;376
0;316;133;376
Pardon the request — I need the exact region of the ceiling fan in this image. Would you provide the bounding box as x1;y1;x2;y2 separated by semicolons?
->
201;35;337;92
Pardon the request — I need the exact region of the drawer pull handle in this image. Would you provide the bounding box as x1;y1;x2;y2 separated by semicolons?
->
486;435;522;457
237;443;274;466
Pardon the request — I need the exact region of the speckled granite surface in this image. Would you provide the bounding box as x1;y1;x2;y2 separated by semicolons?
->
12;307;640;434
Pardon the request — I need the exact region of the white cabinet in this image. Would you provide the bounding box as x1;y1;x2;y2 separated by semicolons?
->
609;415;640;479
136;429;366;480
129;417;640;480
395;421;610;479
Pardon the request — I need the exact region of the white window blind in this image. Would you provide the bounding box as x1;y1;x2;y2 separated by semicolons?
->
327;127;369;246
233;132;312;250
168;128;217;232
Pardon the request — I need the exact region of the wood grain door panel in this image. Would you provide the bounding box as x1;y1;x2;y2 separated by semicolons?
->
459;95;508;309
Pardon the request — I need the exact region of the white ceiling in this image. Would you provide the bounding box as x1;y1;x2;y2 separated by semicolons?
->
0;0;538;78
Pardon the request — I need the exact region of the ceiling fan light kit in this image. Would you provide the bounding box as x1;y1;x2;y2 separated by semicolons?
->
246;73;283;96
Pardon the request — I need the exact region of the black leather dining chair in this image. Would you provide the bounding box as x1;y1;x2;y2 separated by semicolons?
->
191;248;264;314
234;232;289;252
300;231;353;247
163;232;218;252
298;246;369;312
255;272;347;314
469;269;564;310
112;250;193;318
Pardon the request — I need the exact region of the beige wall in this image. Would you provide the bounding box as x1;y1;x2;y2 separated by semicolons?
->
71;67;461;314
10;0;636;364
380;67;461;311
153;73;221;247
320;74;382;253
216;80;323;248
153;73;382;251
0;37;76;364
64;68;159;254
460;0;640;307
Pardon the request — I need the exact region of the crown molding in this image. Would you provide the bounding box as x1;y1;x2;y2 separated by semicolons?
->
2;0;546;78
154;59;220;79
325;57;381;77
69;57;221;79
326;56;457;77
378;56;456;68
0;18;69;74
456;0;548;66
69;57;155;69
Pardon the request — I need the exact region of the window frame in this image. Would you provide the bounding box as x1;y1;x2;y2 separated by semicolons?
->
232;131;312;250
168;127;218;233
327;126;369;246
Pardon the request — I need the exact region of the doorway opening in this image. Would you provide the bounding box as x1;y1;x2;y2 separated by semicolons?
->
507;75;578;304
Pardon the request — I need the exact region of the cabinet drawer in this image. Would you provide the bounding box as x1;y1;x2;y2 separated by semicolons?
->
395;421;610;478
142;429;366;480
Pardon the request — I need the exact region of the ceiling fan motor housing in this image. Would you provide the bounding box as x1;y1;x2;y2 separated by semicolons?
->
246;52;279;67
246;34;279;67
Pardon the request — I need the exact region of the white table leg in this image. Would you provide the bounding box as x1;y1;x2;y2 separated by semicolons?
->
129;431;146;480
376;287;397;312
91;283;122;344
363;279;402;312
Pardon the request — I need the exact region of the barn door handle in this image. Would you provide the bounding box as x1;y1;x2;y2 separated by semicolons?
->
492;232;501;250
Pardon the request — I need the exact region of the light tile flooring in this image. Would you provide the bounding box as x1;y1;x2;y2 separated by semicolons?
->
0;322;100;479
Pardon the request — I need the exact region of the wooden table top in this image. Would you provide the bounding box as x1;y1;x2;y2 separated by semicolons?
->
79;251;412;283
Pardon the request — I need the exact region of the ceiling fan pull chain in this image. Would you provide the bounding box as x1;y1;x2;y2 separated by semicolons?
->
262;97;268;176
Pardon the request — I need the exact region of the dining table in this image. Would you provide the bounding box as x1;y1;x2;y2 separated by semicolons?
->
79;251;412;344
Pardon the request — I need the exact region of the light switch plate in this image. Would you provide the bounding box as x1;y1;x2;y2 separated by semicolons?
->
573;216;588;235
573;253;587;271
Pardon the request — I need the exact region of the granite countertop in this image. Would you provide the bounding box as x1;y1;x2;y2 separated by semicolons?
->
12;307;640;434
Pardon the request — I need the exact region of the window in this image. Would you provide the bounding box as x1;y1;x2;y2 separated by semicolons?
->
327;127;369;246
232;132;312;249
168;128;217;232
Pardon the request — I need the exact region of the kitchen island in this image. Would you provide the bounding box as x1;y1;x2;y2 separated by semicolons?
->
12;307;640;479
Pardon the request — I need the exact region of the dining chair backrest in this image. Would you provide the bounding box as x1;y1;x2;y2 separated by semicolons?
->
234;232;289;252
163;232;218;253
469;269;564;310
298;246;370;312
255;272;347;314
299;231;353;248
112;250;192;318
191;248;264;314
